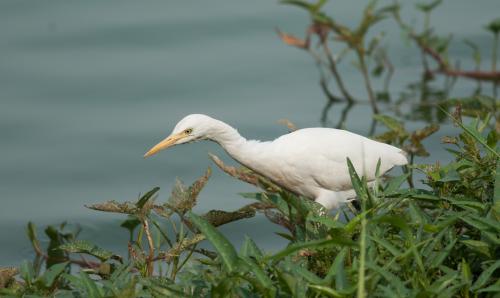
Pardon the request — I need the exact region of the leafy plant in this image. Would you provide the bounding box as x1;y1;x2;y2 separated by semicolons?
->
1;1;499;297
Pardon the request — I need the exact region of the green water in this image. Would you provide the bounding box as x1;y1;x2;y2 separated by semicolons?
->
1;0;498;265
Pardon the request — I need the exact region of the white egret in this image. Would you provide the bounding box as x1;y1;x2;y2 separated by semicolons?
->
144;114;408;210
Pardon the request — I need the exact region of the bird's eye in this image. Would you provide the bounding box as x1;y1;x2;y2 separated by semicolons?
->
184;128;193;134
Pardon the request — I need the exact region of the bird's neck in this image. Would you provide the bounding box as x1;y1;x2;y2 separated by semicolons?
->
208;120;270;171
207;120;246;148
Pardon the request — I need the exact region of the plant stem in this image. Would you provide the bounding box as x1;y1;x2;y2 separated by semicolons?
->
424;12;430;32
358;52;379;114
405;154;415;188
493;33;499;97
155;234;206;262
143;218;155;276
357;196;367;298
322;42;356;103
493;33;498;73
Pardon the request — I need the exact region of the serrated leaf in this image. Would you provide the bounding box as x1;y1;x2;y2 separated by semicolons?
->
86;200;137;214
59;240;115;262
202;209;255;227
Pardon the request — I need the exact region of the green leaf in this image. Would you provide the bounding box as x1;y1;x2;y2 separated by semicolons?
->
373;114;406;136
188;212;239;272
293;264;323;284
437;168;461;182
240;192;290;216
461;240;491;258
269;237;355;262
442;109;500;158
485;17;500;34
429;238;457;269
462;215;500;232
494;161;500;203
275;232;295;241
384;173;410;194
346;158;368;202
443;197;486;212
280;0;315;11
59;240;115;262
37;262;69;288
27;222;41;254
308;215;345;229
308;285;343;297
20;261;35;285
471;260;500;291
79;271;104;298
477;281;500;293
44;225;67;268
239;256;273;290
323;248;348;289
136;187;160;209
369;235;402;257
240;236;263;259
365;262;408;295
120;217;141;232
415;0;442;12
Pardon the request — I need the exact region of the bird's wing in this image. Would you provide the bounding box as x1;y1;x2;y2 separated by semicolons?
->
272;128;407;192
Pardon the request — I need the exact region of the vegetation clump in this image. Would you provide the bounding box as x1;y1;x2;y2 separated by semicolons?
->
1;1;499;297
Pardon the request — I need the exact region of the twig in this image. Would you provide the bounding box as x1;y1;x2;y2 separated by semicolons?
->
322;41;356;103
209;153;281;192
410;32;500;81
142;219;155;276
358;52;379;114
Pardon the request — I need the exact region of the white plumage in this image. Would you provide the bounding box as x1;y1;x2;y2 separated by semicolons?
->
145;114;408;210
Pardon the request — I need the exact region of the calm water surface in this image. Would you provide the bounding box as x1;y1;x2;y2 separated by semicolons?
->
1;0;498;265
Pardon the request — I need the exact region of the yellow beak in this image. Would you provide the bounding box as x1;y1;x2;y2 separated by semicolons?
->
144;132;186;158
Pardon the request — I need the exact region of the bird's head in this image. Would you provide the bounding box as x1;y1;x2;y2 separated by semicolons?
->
144;114;216;158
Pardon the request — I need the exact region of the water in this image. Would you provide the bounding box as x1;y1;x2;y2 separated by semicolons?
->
1;0;498;266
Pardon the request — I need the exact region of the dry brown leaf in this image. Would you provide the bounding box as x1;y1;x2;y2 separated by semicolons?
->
276;29;309;49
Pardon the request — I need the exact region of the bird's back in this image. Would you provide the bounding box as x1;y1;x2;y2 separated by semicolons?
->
263;128;407;197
